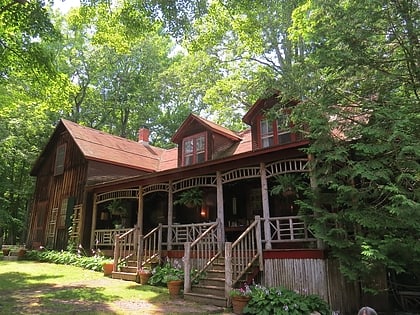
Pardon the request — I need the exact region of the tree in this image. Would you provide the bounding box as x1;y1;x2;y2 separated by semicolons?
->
288;0;420;282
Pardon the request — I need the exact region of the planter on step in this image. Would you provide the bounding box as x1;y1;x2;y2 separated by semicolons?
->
231;295;251;315
2;248;10;256
102;262;114;276
138;271;151;285
167;280;183;298
17;248;26;259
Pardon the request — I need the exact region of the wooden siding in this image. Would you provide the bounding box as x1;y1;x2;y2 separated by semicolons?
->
27;130;88;249
263;257;361;314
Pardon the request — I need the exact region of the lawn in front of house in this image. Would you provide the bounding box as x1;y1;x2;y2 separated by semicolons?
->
0;260;172;314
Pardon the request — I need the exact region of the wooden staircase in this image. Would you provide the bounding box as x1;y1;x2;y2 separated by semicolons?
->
111;259;139;282
184;257;227;307
184;256;260;307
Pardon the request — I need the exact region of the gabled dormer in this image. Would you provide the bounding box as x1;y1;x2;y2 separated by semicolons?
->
171;114;242;167
243;93;304;151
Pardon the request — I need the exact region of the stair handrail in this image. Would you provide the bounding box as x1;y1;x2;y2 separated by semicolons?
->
113;226;138;271
184;219;221;293
226;215;263;291
137;224;163;270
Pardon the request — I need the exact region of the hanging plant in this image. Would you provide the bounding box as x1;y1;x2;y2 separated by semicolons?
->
174;187;203;208
270;173;307;198
107;199;128;218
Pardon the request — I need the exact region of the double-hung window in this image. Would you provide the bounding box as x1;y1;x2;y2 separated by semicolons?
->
259;113;293;148
182;133;206;166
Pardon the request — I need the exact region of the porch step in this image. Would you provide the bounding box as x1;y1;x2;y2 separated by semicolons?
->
183;292;227;307
112;271;138;282
184;258;228;307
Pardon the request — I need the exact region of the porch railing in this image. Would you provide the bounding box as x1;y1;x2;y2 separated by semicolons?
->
113;227;138;271
183;219;221;293
226;215;263;294
94;228;131;247
163;222;217;248
137;224;163;269
264;216;315;243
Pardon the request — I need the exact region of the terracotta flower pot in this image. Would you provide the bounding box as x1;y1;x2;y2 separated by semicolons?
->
17;248;26;258
139;272;151;285
167;280;183;298
2;249;10;256
231;296;251;315
103;263;114;276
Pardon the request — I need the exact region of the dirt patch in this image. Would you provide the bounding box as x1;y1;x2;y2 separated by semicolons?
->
5;276;233;314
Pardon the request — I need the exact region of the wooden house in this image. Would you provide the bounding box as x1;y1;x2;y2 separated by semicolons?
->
27;94;381;314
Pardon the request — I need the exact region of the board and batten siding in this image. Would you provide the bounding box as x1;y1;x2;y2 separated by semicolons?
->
263;257;360;314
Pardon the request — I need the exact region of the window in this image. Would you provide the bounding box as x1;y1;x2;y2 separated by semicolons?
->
182;133;206;166
54;144;66;176
259;113;295;148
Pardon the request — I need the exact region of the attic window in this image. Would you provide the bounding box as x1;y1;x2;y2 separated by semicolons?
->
259;113;293;148
54;144;66;176
182;133;206;166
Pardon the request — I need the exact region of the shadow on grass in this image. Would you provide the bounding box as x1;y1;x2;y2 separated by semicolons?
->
0;271;119;314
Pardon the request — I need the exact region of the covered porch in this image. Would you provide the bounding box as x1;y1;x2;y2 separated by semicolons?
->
88;157;316;252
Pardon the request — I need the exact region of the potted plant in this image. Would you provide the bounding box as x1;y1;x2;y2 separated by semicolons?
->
107;199;128;228
270;173;307;197
138;267;152;285
2;246;10;256
174;187;203;208
229;283;252;315
102;260;114;276
148;260;184;297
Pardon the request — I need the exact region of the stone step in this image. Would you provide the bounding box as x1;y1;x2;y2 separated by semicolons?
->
112;271;138;282
184;292;227;307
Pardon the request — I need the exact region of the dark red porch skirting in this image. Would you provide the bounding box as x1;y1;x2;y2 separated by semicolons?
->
263;249;325;260
165;249;326;260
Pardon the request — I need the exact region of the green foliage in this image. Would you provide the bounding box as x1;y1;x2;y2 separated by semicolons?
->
244;284;331;315
148;260;184;286
26;247;110;273
174;187;203;208
288;0;420;283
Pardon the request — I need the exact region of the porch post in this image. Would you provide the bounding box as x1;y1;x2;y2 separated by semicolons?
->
167;180;173;250
260;163;272;250
90;193;98;248
137;186;143;236
216;171;225;249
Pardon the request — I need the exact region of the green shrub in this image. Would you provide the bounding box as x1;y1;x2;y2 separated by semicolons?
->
244;285;331;315
26;248;110;272
148;260;184;286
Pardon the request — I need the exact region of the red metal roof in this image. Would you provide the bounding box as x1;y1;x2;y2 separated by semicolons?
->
62;119;169;172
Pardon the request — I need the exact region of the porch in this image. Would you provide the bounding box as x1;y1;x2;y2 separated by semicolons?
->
94;215;318;307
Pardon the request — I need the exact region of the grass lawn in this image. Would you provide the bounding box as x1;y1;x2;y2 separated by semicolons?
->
0;260;228;315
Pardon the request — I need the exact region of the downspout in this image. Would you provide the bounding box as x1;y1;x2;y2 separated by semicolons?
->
260;163;272;250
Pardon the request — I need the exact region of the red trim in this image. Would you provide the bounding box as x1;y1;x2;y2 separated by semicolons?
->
166;249;326;260
263;249;326;260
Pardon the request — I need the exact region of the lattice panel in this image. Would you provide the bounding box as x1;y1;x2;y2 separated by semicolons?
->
96;189;139;204
266;158;309;178
69;204;82;243
172;176;217;193
46;207;58;247
222;167;261;184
